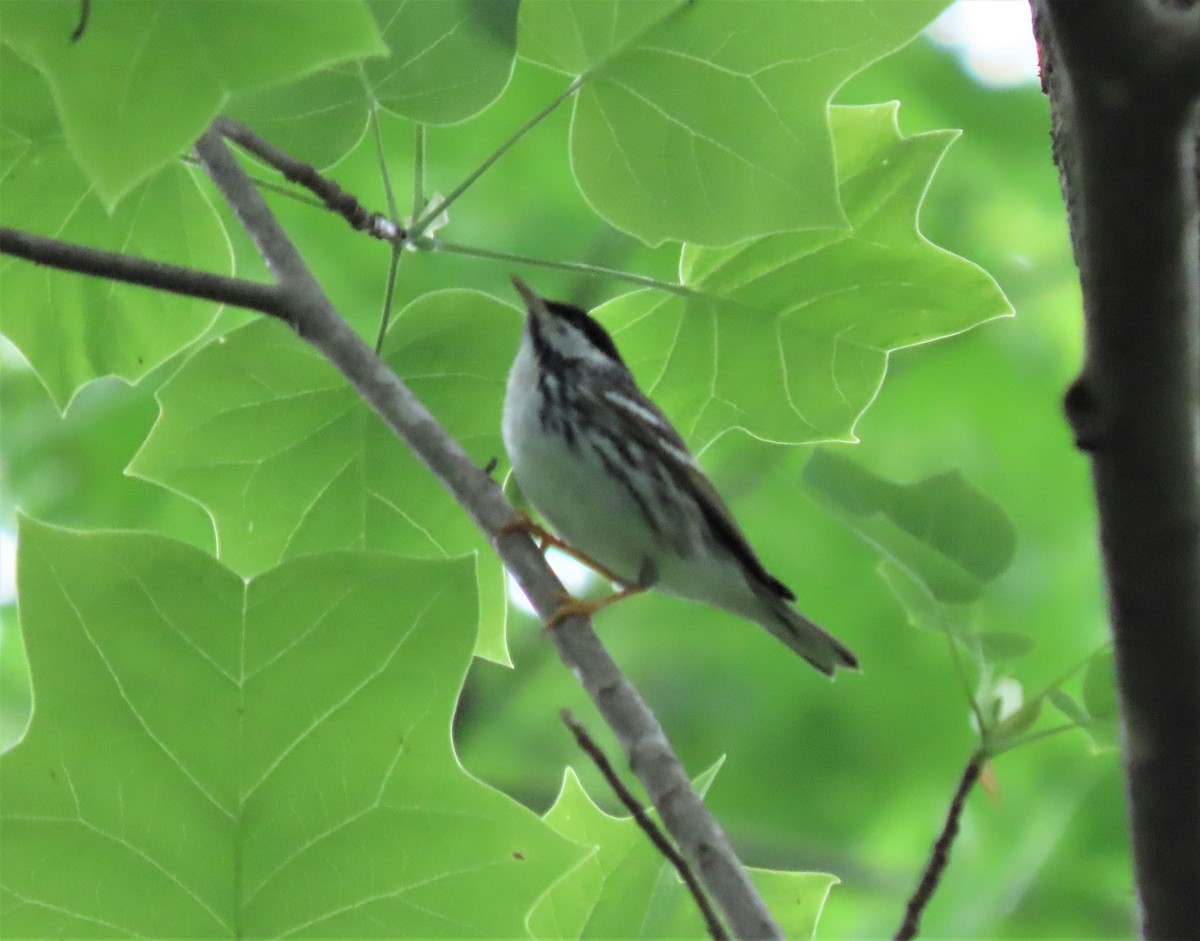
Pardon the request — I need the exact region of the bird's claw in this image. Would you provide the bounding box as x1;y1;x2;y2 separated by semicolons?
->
496;510;557;553
545;585;646;629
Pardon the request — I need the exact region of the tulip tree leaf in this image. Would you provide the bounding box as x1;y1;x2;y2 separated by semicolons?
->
971;631;1036;662
363;0;518;124
0;519;582;937
130;291;521;664
229;0;519;168
803;449;1015;603
597;103;1013;446
520;0;947;246
0;0;385;204
0;50;228;411
529;766;836;940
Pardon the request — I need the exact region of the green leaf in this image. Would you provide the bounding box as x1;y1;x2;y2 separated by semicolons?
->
521;0;946;246
0;366;213;554
803;450;1016;603
227;1;519;170
1;0;386;204
1046;688;1089;728
223;67;373;171
1;519;581;936
971;631;1036;662
364;0;519;124
529;766;836;939
0;605;31;753
990;693;1043;753
598;103;1012;445
129;290;519;664
0;50;229;411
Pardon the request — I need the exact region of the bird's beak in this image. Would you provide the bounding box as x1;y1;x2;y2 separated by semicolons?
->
511;276;543;315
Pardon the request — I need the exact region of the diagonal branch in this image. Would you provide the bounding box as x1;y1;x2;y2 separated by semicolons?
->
893;752;983;941
2;121;785;941
191;123;782;939
1031;2;1200;936
214;116;398;240
5;123;782;940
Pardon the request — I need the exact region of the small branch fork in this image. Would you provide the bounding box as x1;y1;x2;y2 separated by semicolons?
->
561;710;729;941
0;117;783;939
214;117;400;241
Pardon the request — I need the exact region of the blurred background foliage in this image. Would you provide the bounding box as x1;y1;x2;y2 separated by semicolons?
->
0;3;1128;937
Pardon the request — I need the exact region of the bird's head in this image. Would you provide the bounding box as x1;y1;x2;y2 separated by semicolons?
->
511;276;627;371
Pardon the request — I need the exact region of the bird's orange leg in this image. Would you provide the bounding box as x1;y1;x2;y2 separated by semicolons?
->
496;512;646;628
496;511;626;585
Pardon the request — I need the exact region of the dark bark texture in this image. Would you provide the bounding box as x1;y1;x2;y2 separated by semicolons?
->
1032;2;1200;937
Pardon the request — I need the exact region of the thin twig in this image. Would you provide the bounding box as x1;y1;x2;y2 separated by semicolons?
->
560;710;729;941
894;751;983;941
70;0;90;42
214;117;398;240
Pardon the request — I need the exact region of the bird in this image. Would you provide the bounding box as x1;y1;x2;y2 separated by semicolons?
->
501;276;858;676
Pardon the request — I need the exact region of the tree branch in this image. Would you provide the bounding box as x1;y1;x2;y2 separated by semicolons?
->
0;226;282;316
214;116;399;240
181;125;786;939
1032;2;1200;936
893;752;983;941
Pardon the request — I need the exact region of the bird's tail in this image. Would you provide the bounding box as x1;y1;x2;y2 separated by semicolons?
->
760;601;859;677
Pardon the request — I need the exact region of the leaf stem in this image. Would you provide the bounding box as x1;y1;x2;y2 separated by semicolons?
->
374;244;402;355
944;628;988;737
366;102;403;351
995;721;1086;755
409;0;694;236
368;102;400;224
429;239;697;297
412;124;426;223
408;75;582;237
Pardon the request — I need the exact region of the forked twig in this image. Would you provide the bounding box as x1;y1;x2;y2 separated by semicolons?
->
214;117;397;240
560;710;729;941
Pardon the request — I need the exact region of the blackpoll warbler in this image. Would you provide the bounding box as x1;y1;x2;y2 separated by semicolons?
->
502;277;858;676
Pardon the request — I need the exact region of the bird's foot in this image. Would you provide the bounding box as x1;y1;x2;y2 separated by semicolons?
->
546;585;646;629
496;510;558;553
496;512;626;585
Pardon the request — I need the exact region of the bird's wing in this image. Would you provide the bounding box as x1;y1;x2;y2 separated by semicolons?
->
679;462;797;602
602;383;796;603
